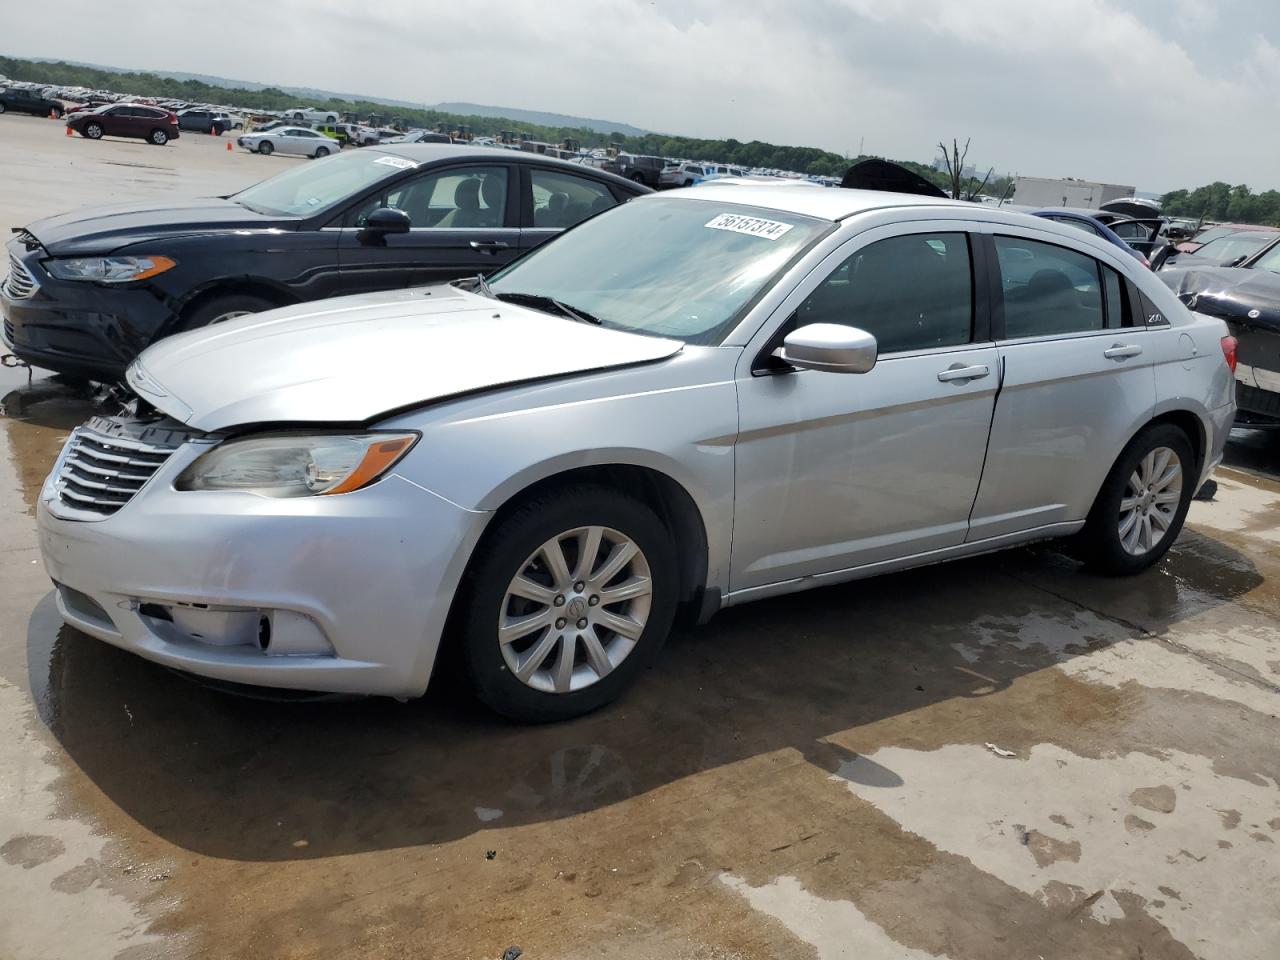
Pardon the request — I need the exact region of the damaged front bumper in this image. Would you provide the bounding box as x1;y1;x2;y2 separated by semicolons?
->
37;425;490;698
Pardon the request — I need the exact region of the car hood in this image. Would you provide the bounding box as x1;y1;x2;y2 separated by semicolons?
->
127;285;684;432
1160;266;1280;330
25;198;298;255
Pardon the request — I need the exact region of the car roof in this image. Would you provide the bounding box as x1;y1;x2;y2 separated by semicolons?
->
370;143;647;188
649;181;975;222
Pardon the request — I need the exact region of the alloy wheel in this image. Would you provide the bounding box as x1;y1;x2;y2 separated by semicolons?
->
499;525;652;694
1118;446;1182;555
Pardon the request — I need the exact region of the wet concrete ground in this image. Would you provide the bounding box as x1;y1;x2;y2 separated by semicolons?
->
2;116;1280;958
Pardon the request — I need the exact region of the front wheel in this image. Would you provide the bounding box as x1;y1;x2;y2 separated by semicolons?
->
257;141;274;155
458;485;679;722
177;293;274;331
1075;423;1195;575
314;145;330;158
83;122;103;139
149;128;168;145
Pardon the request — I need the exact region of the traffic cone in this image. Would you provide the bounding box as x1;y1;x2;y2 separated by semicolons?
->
226;140;232;152
65;125;73;137
49;109;56;120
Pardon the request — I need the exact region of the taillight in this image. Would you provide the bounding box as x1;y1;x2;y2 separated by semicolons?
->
1220;335;1238;374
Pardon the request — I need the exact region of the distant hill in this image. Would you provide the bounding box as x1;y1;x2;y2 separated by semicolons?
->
22;58;648;134
428;101;649;137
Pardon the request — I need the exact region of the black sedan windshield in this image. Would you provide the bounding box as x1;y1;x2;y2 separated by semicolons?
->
488;197;830;345
232;151;407;216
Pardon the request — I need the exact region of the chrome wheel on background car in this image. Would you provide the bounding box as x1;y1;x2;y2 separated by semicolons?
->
1118;446;1183;555
84;122;103;139
499;525;653;694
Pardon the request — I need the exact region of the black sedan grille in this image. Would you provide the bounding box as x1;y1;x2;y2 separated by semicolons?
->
3;252;36;299
54;426;178;516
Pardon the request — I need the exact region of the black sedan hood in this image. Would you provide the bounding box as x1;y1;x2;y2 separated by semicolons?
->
22;198;299;256
1160;265;1280;330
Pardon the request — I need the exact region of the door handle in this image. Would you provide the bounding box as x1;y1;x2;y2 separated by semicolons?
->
469;240;510;253
937;364;990;383
1103;343;1143;360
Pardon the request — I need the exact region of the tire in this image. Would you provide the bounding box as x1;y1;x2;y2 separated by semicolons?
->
314;145;330;158
178;294;274;331
149;128;168;145
1075;423;1195;575
458;484;679;722
0;103;7;114
83;122;103;140
292;112;304;121
630;172;646;183
257;140;274;156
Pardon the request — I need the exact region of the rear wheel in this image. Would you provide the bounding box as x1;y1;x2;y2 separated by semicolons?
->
1075;423;1195;575
459;485;678;722
0;103;7;114
149;128;168;145
83;122;103;139
257;140;274;156
178;293;274;331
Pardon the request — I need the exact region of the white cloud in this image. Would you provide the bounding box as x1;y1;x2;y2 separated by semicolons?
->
4;0;1278;191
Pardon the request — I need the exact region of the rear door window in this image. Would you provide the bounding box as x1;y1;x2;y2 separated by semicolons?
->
994;236;1106;338
529;169;617;229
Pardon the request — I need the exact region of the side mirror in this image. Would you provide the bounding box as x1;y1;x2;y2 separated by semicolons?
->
1225;255;1247;268
778;323;878;374
358;207;411;245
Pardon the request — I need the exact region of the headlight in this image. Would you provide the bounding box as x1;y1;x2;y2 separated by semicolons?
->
45;255;177;283
175;433;418;498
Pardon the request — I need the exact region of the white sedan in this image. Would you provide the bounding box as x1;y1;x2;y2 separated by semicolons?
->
236;127;339;159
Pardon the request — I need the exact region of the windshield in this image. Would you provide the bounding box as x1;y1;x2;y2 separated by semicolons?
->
1247;241;1280;274
231;150;406;216
488;197;831;344
1196;233;1277;265
1190;226;1244;246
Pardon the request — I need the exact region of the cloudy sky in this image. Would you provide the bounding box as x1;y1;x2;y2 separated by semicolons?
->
6;0;1277;192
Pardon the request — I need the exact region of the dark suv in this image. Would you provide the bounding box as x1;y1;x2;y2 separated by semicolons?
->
0;86;65;118
66;104;180;145
616;154;665;188
176;109;232;134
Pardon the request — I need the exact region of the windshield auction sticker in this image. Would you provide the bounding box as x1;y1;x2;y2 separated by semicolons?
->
373;156;418;170
705;213;795;240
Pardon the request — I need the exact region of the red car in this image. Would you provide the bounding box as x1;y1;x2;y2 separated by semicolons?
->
66;104;180;146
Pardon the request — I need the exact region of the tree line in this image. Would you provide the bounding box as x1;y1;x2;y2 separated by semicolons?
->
0;55;1006;187
1159;183;1280;226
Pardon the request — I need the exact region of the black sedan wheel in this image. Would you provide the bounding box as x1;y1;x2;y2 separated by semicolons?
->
83;122;103;140
0;103;6;115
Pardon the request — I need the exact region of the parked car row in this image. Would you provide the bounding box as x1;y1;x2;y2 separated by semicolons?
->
16;182;1234;720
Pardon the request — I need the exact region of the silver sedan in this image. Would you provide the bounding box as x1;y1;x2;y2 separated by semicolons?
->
36;185;1236;720
236;126;338;158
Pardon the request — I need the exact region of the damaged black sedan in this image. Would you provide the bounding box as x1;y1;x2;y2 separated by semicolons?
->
1160;237;1280;425
2;145;645;381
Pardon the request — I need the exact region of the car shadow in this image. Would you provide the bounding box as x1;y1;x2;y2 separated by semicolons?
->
28;528;1263;863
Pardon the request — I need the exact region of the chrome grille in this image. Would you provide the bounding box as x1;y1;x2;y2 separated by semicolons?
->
54;426;178;516
3;252;36;299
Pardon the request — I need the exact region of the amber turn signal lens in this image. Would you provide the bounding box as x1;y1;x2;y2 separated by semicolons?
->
322;436;417;495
